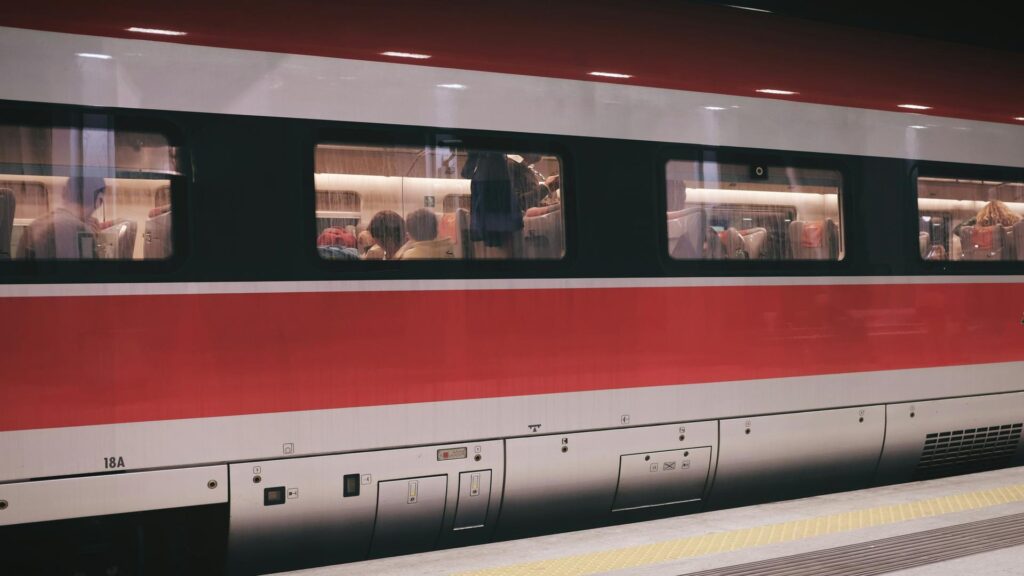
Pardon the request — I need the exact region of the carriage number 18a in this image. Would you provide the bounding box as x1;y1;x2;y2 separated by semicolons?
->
104;456;126;469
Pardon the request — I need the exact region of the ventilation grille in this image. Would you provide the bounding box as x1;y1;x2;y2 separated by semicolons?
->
914;423;1022;480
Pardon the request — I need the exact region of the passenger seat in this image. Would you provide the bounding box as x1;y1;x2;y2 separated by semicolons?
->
958;225;1007;260
1012;221;1024;261
438;211;463;258
144;206;172;259
1006;222;1019;261
789;219;839;259
667;207;704;259
455;208;473;259
96;219;138;259
741;227;768;259
722;228;745;259
723;227;769;259
523;206;564;259
950;233;963;260
705;227;725;259
0;187;14;259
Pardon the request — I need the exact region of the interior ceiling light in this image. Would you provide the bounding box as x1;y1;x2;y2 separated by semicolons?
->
898;104;932;110
756;88;798;95
437;84;467;90
381;51;431;59
909;125;928;129
588;71;633;79
704;106;727;111
126;27;187;36
76;53;112;60
1015;117;1024;121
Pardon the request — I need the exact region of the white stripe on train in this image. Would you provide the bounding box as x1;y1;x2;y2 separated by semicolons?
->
1;26;1023;167
0;275;1022;298
2;360;1023;482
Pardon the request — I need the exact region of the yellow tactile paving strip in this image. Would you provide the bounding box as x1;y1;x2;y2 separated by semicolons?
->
453;483;1024;576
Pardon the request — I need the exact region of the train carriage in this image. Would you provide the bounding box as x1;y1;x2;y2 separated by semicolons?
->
1;1;1024;574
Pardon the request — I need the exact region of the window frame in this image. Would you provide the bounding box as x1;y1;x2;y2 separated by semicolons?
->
910;161;1024;274
308;123;575;274
656;145;857;276
0;101;190;278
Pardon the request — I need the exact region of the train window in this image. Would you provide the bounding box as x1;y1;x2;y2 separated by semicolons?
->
0;122;179;260
665;160;844;261
314;143;564;260
916;177;1024;261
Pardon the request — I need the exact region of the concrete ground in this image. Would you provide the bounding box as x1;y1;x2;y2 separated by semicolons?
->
276;466;1024;576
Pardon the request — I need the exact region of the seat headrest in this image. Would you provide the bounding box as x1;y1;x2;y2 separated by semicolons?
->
526;204;560;218
317;226;356;248
666;206;701;220
740;227;768;259
972;225;995;250
800;222;824;248
148;204;172;218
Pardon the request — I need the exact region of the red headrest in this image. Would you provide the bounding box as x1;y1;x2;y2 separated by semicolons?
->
801;222;823;248
972;226;995;250
317;227;356;248
438;212;459;245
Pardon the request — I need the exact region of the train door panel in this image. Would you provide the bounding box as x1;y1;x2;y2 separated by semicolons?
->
226;440;504;575
0;465;227;527
708;405;885;509
496;421;717;538
453;470;493;530
370;475;448;557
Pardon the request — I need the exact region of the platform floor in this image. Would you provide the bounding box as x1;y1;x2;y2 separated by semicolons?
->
277;467;1024;576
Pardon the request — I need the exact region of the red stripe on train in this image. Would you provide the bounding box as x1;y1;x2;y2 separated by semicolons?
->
1;283;1022;431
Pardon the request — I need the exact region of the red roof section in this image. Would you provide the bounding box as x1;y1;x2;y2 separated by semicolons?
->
2;0;1022;125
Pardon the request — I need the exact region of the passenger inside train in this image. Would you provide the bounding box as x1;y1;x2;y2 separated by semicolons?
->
15;175;104;260
356;230;375;256
393;208;456;259
665;159;844;260
0;124;178;260
316;226;360;260
314;143;565;260
917;177;1024;261
363;210;406;260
